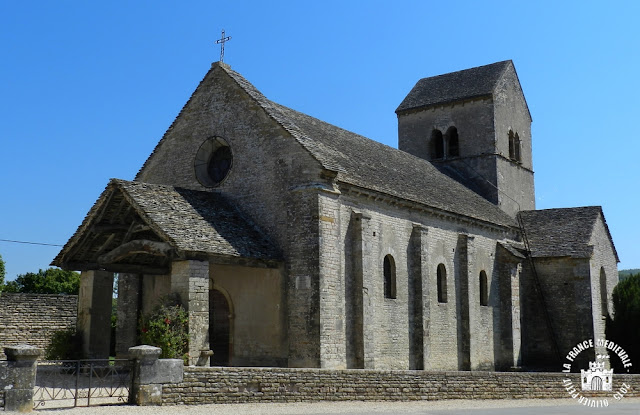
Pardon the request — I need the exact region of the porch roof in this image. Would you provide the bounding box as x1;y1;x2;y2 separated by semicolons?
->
52;179;281;274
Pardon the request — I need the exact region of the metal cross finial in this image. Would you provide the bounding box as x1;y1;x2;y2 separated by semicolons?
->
215;29;232;62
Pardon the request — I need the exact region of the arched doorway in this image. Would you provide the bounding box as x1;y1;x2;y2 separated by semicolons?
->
209;288;232;366
591;376;603;391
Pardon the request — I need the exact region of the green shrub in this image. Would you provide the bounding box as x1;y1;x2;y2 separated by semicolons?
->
139;296;189;364
606;273;640;373
45;329;83;360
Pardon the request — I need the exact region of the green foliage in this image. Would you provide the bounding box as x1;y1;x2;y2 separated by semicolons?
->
110;298;117;357
139;296;189;364
618;269;640;281
0;254;5;290
45;329;83;360
2;268;80;295
606;273;640;373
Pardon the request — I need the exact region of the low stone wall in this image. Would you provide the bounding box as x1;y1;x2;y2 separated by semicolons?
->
163;367;640;405
0;361;5;408
0;293;77;358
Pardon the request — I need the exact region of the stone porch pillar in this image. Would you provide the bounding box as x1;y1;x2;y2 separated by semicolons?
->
171;260;210;366
116;273;142;358
77;270;114;358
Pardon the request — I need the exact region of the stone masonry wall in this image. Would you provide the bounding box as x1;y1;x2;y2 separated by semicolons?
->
163;366;640;405
520;257;593;370
317;189;519;371
588;215;619;359
0;293;77;359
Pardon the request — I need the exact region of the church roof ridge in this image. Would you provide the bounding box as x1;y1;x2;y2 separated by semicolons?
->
219;64;346;173
267;101;517;229
396;60;513;114
218;65;516;229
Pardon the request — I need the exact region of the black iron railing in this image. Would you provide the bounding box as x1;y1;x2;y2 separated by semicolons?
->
33;359;132;409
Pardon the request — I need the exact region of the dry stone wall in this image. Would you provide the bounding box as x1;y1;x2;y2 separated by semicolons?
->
163;366;640;405
0;293;77;358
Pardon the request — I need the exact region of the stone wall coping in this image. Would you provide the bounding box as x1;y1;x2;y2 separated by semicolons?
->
181;366;616;378
0;292;78;298
129;345;162;364
4;345;43;361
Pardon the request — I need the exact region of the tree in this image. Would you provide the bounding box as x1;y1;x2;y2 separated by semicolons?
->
0;254;5;290
2;268;80;295
606;273;640;373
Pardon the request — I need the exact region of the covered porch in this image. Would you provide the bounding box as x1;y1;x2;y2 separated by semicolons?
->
52;179;283;366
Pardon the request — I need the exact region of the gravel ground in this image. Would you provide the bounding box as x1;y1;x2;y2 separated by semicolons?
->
27;398;640;415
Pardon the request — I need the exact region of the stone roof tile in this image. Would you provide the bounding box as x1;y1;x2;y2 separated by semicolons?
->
221;65;516;229
53;179;281;267
396;60;511;113
271;103;516;228
518;206;618;261
118;180;281;261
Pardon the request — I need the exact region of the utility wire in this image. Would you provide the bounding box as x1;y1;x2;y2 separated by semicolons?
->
0;238;63;247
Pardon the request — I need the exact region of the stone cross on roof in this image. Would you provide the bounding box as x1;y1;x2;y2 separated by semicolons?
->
215;29;231;62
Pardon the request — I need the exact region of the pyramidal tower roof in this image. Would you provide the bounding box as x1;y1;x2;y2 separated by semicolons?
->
396;60;513;114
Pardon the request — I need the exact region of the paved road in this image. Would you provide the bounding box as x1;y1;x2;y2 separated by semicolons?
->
29;398;640;414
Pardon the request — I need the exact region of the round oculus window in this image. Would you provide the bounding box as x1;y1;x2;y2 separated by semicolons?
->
194;136;233;187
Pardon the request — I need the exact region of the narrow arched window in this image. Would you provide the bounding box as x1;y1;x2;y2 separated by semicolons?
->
514;132;521;162
445;126;459;157
600;268;608;317
384;255;396;299
479;271;488;306
437;263;447;303
508;130;516;160
431;129;444;159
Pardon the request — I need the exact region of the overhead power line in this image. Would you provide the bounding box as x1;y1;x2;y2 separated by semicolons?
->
0;238;63;247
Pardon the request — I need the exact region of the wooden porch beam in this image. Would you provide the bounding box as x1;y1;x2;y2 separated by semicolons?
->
97;239;174;264
63;261;170;275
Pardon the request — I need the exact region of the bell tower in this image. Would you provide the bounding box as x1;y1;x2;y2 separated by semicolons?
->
396;60;534;218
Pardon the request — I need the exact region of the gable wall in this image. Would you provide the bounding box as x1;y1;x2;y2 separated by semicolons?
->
521;257;594;369
136;65;329;367
136;65;323;255
588;215;619;355
318;189;516;370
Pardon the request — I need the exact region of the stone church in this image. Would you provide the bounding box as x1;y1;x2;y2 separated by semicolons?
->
53;60;619;371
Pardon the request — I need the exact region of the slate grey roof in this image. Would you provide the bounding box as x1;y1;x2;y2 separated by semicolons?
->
53;179;280;268
117;180;280;260
518;207;619;261
396;60;511;114
220;65;516;229
498;241;526;259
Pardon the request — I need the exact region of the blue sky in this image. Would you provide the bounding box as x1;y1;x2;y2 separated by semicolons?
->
1;1;638;279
